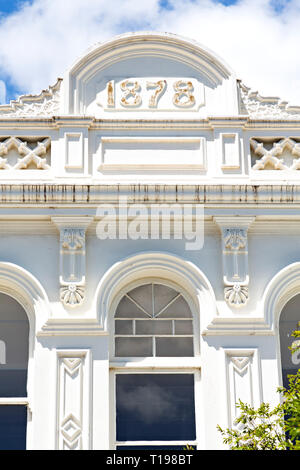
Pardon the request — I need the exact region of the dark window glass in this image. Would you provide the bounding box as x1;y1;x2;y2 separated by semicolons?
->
0;293;29;397
279;294;300;388
116;374;196;441
0;406;27;450
155;337;193;357
0;294;29;450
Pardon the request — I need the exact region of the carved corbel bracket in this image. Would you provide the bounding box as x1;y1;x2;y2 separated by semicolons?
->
214;217;255;307
51;217;93;307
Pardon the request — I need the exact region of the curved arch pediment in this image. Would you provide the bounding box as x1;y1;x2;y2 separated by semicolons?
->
0;262;51;359
63;32;238;116
94;251;217;333
262;262;300;330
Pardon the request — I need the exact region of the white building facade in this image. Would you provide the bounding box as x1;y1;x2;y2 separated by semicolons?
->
0;32;299;450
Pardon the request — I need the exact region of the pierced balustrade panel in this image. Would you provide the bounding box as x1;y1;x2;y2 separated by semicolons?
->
0;136;51;170
250;137;300;171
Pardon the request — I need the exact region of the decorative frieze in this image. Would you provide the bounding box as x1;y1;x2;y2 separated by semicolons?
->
56;350;91;450
214;217;255;307
52;217;93;307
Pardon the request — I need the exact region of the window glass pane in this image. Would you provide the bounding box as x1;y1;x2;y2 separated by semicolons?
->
158;296;192;318
156;337;194;357
115;337;152;357
135;320;172;335
116;374;196;441
115;296;149;319
175;320;193;335
153;284;179;315
128;285;153;315
115;320;133;335
0;406;27;450
279;294;300;388
0;294;29;397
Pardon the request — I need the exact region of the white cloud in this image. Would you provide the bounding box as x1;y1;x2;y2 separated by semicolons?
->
0;0;300;105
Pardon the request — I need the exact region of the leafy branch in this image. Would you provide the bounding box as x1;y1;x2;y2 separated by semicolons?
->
218;362;300;449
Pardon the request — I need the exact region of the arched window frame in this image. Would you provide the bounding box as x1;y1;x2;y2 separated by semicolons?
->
278;293;300;388
0;262;50;450
262;261;300;387
110;277;199;362
110;277;202;449
96;252;216;450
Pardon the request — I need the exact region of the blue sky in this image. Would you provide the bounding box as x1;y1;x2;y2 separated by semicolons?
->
0;0;299;105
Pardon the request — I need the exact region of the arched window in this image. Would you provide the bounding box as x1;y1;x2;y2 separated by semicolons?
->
114;283;194;358
112;282;198;450
0;293;29;450
279;294;300;388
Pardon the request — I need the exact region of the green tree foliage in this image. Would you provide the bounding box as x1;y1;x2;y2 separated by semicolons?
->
218;323;300;450
217;370;300;450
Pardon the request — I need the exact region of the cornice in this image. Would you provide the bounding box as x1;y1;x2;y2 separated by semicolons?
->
1;115;300;130
0;184;299;205
37;318;105;336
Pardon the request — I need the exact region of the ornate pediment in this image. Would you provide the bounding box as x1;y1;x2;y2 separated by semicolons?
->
1;35;300;122
63;32;239;118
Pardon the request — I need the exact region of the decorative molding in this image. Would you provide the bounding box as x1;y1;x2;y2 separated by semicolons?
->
51;217;93;308
97;136;207;171
37;318;105;336
0;79;62;118
0;136;51;170
262;261;300;331
56;350;91;450
2;184;300;205
0;262;51;341
214;217;255;307
224;349;262;428
64;132;84;169
220;133;241;170
202;317;273;336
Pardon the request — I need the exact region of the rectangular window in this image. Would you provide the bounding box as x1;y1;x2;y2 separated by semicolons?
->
115;373;196;449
